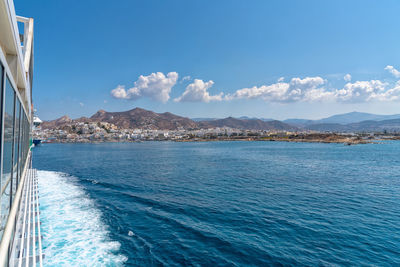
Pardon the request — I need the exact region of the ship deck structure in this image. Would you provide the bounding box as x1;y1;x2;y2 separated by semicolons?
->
0;0;42;265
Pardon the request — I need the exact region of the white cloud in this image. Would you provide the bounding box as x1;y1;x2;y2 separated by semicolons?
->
111;72;178;103
385;65;400;78
109;66;400;104
226;83;289;101
181;76;191;83
226;77;329;102
224;75;400;103
111;85;128;99
361;80;400;101
335;80;387;102
174;79;223;102
344;74;352;82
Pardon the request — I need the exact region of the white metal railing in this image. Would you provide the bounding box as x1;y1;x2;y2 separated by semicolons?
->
0;152;31;265
9;167;43;266
35;170;43;267
16;169;29;267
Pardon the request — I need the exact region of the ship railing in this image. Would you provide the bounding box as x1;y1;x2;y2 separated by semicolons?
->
6;154;44;267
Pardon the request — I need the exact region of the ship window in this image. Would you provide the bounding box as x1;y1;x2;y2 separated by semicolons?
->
0;64;2;239
19;111;28;176
12;100;20;197
23;113;27;173
19;113;25;177
0;77;15;237
19;114;23;177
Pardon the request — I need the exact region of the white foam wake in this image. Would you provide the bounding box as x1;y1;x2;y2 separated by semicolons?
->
37;170;127;266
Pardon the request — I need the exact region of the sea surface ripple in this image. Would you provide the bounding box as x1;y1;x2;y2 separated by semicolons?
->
33;141;400;266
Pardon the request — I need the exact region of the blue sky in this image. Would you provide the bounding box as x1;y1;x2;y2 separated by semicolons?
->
15;0;400;120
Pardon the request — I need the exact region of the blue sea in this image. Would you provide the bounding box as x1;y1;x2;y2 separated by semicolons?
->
33;141;400;266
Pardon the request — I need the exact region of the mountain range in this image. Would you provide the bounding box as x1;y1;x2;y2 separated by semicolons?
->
285;111;400;132
41;108;296;131
41;109;400;133
283;111;400;126
306;119;400;132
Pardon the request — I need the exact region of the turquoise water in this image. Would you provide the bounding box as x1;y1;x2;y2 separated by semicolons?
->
33;141;400;266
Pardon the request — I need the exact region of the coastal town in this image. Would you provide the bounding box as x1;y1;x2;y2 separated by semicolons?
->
33;119;397;144
32;108;400;145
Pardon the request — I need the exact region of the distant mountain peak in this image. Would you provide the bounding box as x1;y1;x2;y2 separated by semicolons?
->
58;115;71;121
90;110;107;119
130;107;146;112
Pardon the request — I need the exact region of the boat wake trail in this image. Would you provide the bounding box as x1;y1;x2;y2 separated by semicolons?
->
37;170;127;266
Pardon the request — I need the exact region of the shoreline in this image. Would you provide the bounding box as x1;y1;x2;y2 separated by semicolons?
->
38;138;381;145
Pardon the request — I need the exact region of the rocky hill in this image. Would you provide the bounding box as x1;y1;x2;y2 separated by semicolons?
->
89;108;198;130
41;115;72;129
